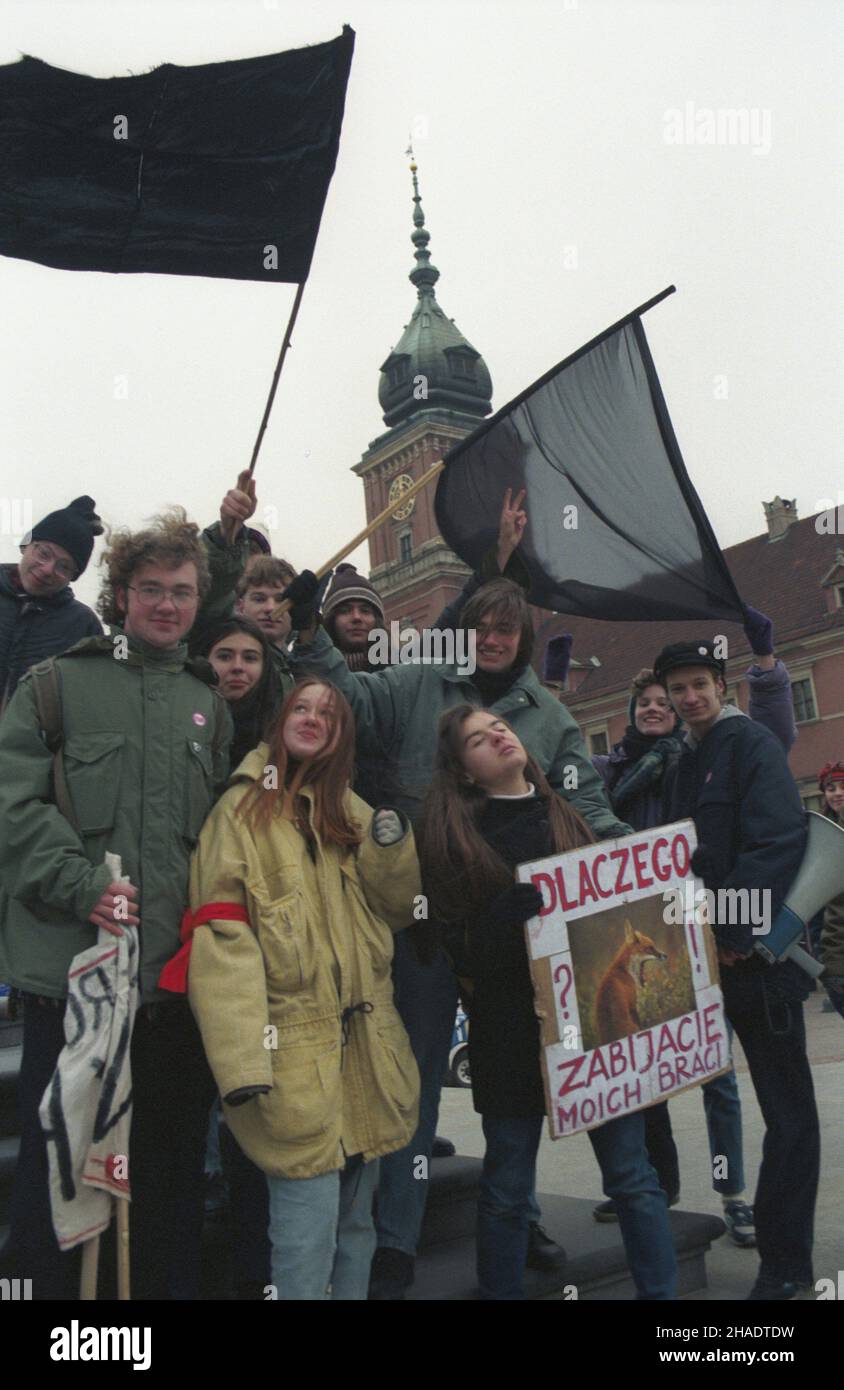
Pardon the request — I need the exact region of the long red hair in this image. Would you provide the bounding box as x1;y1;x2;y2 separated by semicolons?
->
238;678;362;850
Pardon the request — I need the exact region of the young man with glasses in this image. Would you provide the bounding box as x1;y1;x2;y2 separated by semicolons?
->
0;509;231;1300
0;496;104;712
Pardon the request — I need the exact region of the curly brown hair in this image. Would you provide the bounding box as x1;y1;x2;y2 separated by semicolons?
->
630;667;661;698
97;508;211;625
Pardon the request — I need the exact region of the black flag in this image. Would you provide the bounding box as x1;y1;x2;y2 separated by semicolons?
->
0;28;354;283
435;288;744;623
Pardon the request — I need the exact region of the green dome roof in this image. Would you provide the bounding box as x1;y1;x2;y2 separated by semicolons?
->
378;162;493;429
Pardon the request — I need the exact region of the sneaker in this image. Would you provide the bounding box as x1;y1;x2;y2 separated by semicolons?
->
525;1222;567;1273
723;1200;756;1248
368;1247;415;1301
431;1135;456;1159
747;1276;810;1301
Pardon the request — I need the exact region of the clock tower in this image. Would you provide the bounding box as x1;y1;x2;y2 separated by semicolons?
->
353;161;493;631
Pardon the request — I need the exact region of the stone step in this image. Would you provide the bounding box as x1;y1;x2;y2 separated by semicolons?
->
418;1154;482;1250
408;1194;726;1300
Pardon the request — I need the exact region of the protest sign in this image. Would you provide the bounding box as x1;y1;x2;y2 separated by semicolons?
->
517;820;728;1139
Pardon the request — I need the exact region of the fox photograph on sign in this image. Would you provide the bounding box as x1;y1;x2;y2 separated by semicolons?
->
517;821;729;1139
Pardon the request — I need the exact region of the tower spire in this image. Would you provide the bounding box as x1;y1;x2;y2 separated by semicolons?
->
408;155;440;297
377;151;492;428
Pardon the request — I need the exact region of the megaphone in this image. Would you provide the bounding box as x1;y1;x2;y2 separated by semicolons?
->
753;811;844;976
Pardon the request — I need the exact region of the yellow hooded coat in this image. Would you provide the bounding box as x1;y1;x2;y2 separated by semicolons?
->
187;744;421;1179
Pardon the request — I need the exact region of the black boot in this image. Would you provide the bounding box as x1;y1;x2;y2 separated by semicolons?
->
525;1223;567;1273
368;1247;415;1300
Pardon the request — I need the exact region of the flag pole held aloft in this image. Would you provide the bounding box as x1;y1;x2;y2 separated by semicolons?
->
270;462;446;620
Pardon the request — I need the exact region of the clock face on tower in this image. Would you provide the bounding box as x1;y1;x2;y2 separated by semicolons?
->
388;473;416;521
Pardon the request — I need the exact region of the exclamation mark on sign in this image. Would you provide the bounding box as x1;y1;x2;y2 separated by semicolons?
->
688;922;702;975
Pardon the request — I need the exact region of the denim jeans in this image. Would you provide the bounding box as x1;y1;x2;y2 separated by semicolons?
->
722;977;819;1284
375;934;458;1256
477;1111;677;1300
477;1115;543;1299
701;1063;745;1196
645;1022;745;1200
588;1111;677;1300
267;1155;379;1300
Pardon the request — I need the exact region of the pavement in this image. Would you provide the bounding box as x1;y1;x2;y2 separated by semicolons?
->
437;990;844;1300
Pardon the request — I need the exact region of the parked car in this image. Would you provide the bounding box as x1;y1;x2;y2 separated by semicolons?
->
446;1005;471;1089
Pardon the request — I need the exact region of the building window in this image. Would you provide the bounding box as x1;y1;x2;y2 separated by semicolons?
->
835;583;844;608
447;350;476;381
587;729;609;756
387;359;409;390
792;678;817;724
399;532;413;564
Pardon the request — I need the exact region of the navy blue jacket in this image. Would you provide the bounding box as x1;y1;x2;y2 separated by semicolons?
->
665;712;808;1001
0;564;102;710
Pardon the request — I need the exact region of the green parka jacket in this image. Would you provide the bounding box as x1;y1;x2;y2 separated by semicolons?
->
0;632;231;1002
187;746;421;1180
290;627;631;838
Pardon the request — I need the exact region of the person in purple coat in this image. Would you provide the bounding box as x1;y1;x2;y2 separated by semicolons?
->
544;605;796;1249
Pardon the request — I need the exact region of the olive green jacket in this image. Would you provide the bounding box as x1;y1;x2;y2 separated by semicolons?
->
0;632;231;1002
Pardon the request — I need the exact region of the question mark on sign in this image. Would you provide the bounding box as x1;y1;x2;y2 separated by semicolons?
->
553;960;573;1020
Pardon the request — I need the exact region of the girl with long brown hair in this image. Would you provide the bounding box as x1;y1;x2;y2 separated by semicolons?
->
185;677;421;1300
417;703;677;1301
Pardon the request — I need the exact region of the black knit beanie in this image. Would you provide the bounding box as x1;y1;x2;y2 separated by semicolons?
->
29;496;103;576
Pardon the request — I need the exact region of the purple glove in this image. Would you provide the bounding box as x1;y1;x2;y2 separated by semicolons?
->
544;633;573;684
742;604;774;658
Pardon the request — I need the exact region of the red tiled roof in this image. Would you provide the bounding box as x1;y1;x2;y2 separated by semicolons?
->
531;513;844;701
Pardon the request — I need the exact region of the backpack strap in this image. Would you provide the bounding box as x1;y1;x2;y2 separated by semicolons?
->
30;660;80;834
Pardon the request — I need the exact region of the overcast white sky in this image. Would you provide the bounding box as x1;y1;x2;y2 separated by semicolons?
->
1;0;841;612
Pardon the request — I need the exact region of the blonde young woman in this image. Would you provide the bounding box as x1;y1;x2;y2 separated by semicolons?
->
183;678;421;1300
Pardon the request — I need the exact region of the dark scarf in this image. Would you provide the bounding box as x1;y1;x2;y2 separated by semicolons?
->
470;664;525;708
609;725;685;813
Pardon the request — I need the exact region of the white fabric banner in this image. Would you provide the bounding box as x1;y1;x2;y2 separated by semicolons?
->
39;923;139;1251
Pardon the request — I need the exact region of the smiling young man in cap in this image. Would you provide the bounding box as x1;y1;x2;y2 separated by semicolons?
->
656;639;819;1301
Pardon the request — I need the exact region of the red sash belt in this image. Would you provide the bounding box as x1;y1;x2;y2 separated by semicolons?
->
158;902;250;994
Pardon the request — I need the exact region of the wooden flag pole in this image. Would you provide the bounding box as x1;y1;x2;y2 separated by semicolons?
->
271;459;446;619
117;1198;131;1300
247;281;306;477
79;1232;100;1300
